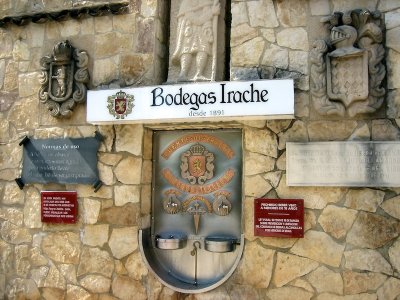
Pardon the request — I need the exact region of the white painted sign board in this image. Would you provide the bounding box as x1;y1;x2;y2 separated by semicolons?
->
86;80;294;124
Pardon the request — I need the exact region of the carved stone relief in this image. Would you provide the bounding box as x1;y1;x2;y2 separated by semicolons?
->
168;0;226;82
38;40;89;118
310;9;386;117
0;1;129;27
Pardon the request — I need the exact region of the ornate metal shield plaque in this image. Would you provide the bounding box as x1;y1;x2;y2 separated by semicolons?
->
181;143;214;185
140;129;243;293
39;40;89;118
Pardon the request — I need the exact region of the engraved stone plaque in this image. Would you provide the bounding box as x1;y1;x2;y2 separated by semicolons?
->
287;142;400;187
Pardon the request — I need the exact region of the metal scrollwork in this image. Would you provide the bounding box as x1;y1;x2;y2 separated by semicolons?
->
310;9;385;117
38;40;89;118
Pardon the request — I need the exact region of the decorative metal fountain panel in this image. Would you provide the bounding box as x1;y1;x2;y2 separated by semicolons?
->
141;129;243;292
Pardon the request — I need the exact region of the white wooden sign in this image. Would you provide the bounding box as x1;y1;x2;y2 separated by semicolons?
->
86;80;294;124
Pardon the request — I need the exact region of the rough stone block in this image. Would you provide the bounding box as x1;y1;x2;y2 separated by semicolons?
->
277;28;309;51
98;203;139;226
109;226;138;259
277;0;307;27
234;241;275;288
77;247;114;277
41;232;81;264
247;0;278;28
318;205;357;239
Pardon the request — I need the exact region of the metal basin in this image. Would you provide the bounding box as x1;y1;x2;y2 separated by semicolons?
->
155;234;187;250
204;237;237;253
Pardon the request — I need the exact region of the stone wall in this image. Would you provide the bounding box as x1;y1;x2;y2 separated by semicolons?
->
1;0;400;299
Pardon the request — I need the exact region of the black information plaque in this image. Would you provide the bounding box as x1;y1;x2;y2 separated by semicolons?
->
16;133;103;191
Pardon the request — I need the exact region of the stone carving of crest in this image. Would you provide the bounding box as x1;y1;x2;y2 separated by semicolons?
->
38;40;89;117
181;143;214;185
310;9;385;117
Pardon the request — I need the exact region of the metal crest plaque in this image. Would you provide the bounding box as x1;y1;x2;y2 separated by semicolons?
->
287;142;400;187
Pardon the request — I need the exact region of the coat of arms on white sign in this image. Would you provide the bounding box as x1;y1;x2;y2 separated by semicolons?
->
107;90;134;119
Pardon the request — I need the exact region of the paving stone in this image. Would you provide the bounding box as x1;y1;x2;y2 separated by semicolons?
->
346;211;400;249
41;232;80;264
111;275;147;300
307;266;343;294
376;276;400;300
266;286;313;300
381;195;400;220
343;270;387;295
344;249;393;275
234;241;275;288
77;247;114;278
273;252;319;287
79;275;111;294
318;205;357;239
109;226;138;259
246;0;278;28
344;189;385;212
290;230;345;267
